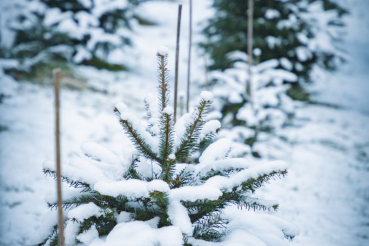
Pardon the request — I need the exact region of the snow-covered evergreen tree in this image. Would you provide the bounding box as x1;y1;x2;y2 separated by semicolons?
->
2;0;146;76
201;0;346;85
35;47;298;245
199;0;346;156
203;52;298;156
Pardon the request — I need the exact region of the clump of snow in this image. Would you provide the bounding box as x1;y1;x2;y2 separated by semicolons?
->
116;211;131;223
81;142;121;164
253;47;262;56
157;45;169;56
205;161;288;191
168;154;176;160
295;46;312;62
94;179;170;198
68;202;103;221
200;91;213;101
199;120;221;141
31;210;58;244
147;179;170;193
64;220;79;245
91;220;183;246
219;126;255;143
265;9;281;19
173;113;192;148
199;138;232;163
167;201;193;235
169;185;222;202
163;106;174;115
77;225;99;245
280;57;293;70
94;180;150;198
115;102;129;114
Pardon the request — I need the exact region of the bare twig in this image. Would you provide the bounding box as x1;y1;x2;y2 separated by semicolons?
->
186;0;193;113
174;4;182;123
53;68;65;246
247;0;254;105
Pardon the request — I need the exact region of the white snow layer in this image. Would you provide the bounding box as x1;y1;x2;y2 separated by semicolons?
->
89;220;183;246
157;45;169;56
68;202;103;221
200;90;213;101
81;142;121;164
199;120;221;141
94;179;170;198
163;106;174;115
199;138;232;163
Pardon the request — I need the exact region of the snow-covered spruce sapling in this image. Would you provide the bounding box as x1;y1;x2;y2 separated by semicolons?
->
37;48;298;246
206;53;298;156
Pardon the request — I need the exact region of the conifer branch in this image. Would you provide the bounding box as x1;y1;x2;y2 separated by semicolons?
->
124;157;151;181
49;226;59;246
238;197;279;211
193;212;227;242
162;114;171;159
157;52;175;181
157;54;169;112
77;211;116;237
160;112;174;180
48;194;96;210
241;169;288;192
175;99;210;160
200;168;244;181
144;98;156;137
36;226;58;246
114;109;162;164
43;169;91;192
170;168;196;189
198;131;218;151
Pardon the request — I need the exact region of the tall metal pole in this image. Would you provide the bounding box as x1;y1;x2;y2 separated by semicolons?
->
53;69;65;246
247;0;254;105
174;4;182;123
186;0;193;113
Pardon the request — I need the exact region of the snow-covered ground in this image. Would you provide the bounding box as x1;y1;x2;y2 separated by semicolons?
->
0;0;368;245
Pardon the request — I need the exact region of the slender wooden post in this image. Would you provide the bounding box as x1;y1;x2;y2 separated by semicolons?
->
53;68;65;246
186;0;193;113
174;4;182;123
0;14;2;48
247;0;254;105
204;56;209;90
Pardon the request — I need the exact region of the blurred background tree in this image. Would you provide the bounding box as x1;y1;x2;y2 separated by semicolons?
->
2;0;153;81
199;0;347;156
201;0;347;87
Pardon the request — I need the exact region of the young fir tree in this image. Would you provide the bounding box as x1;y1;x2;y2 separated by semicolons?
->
207;52;298;155
199;0;346;156
201;0;346;85
35;47;299;245
2;0;147;77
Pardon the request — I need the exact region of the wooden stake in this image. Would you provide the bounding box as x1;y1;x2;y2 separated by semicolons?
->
247;0;254;105
53;68;65;246
174;4;182;123
204;56;209;91
186;0;193;113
